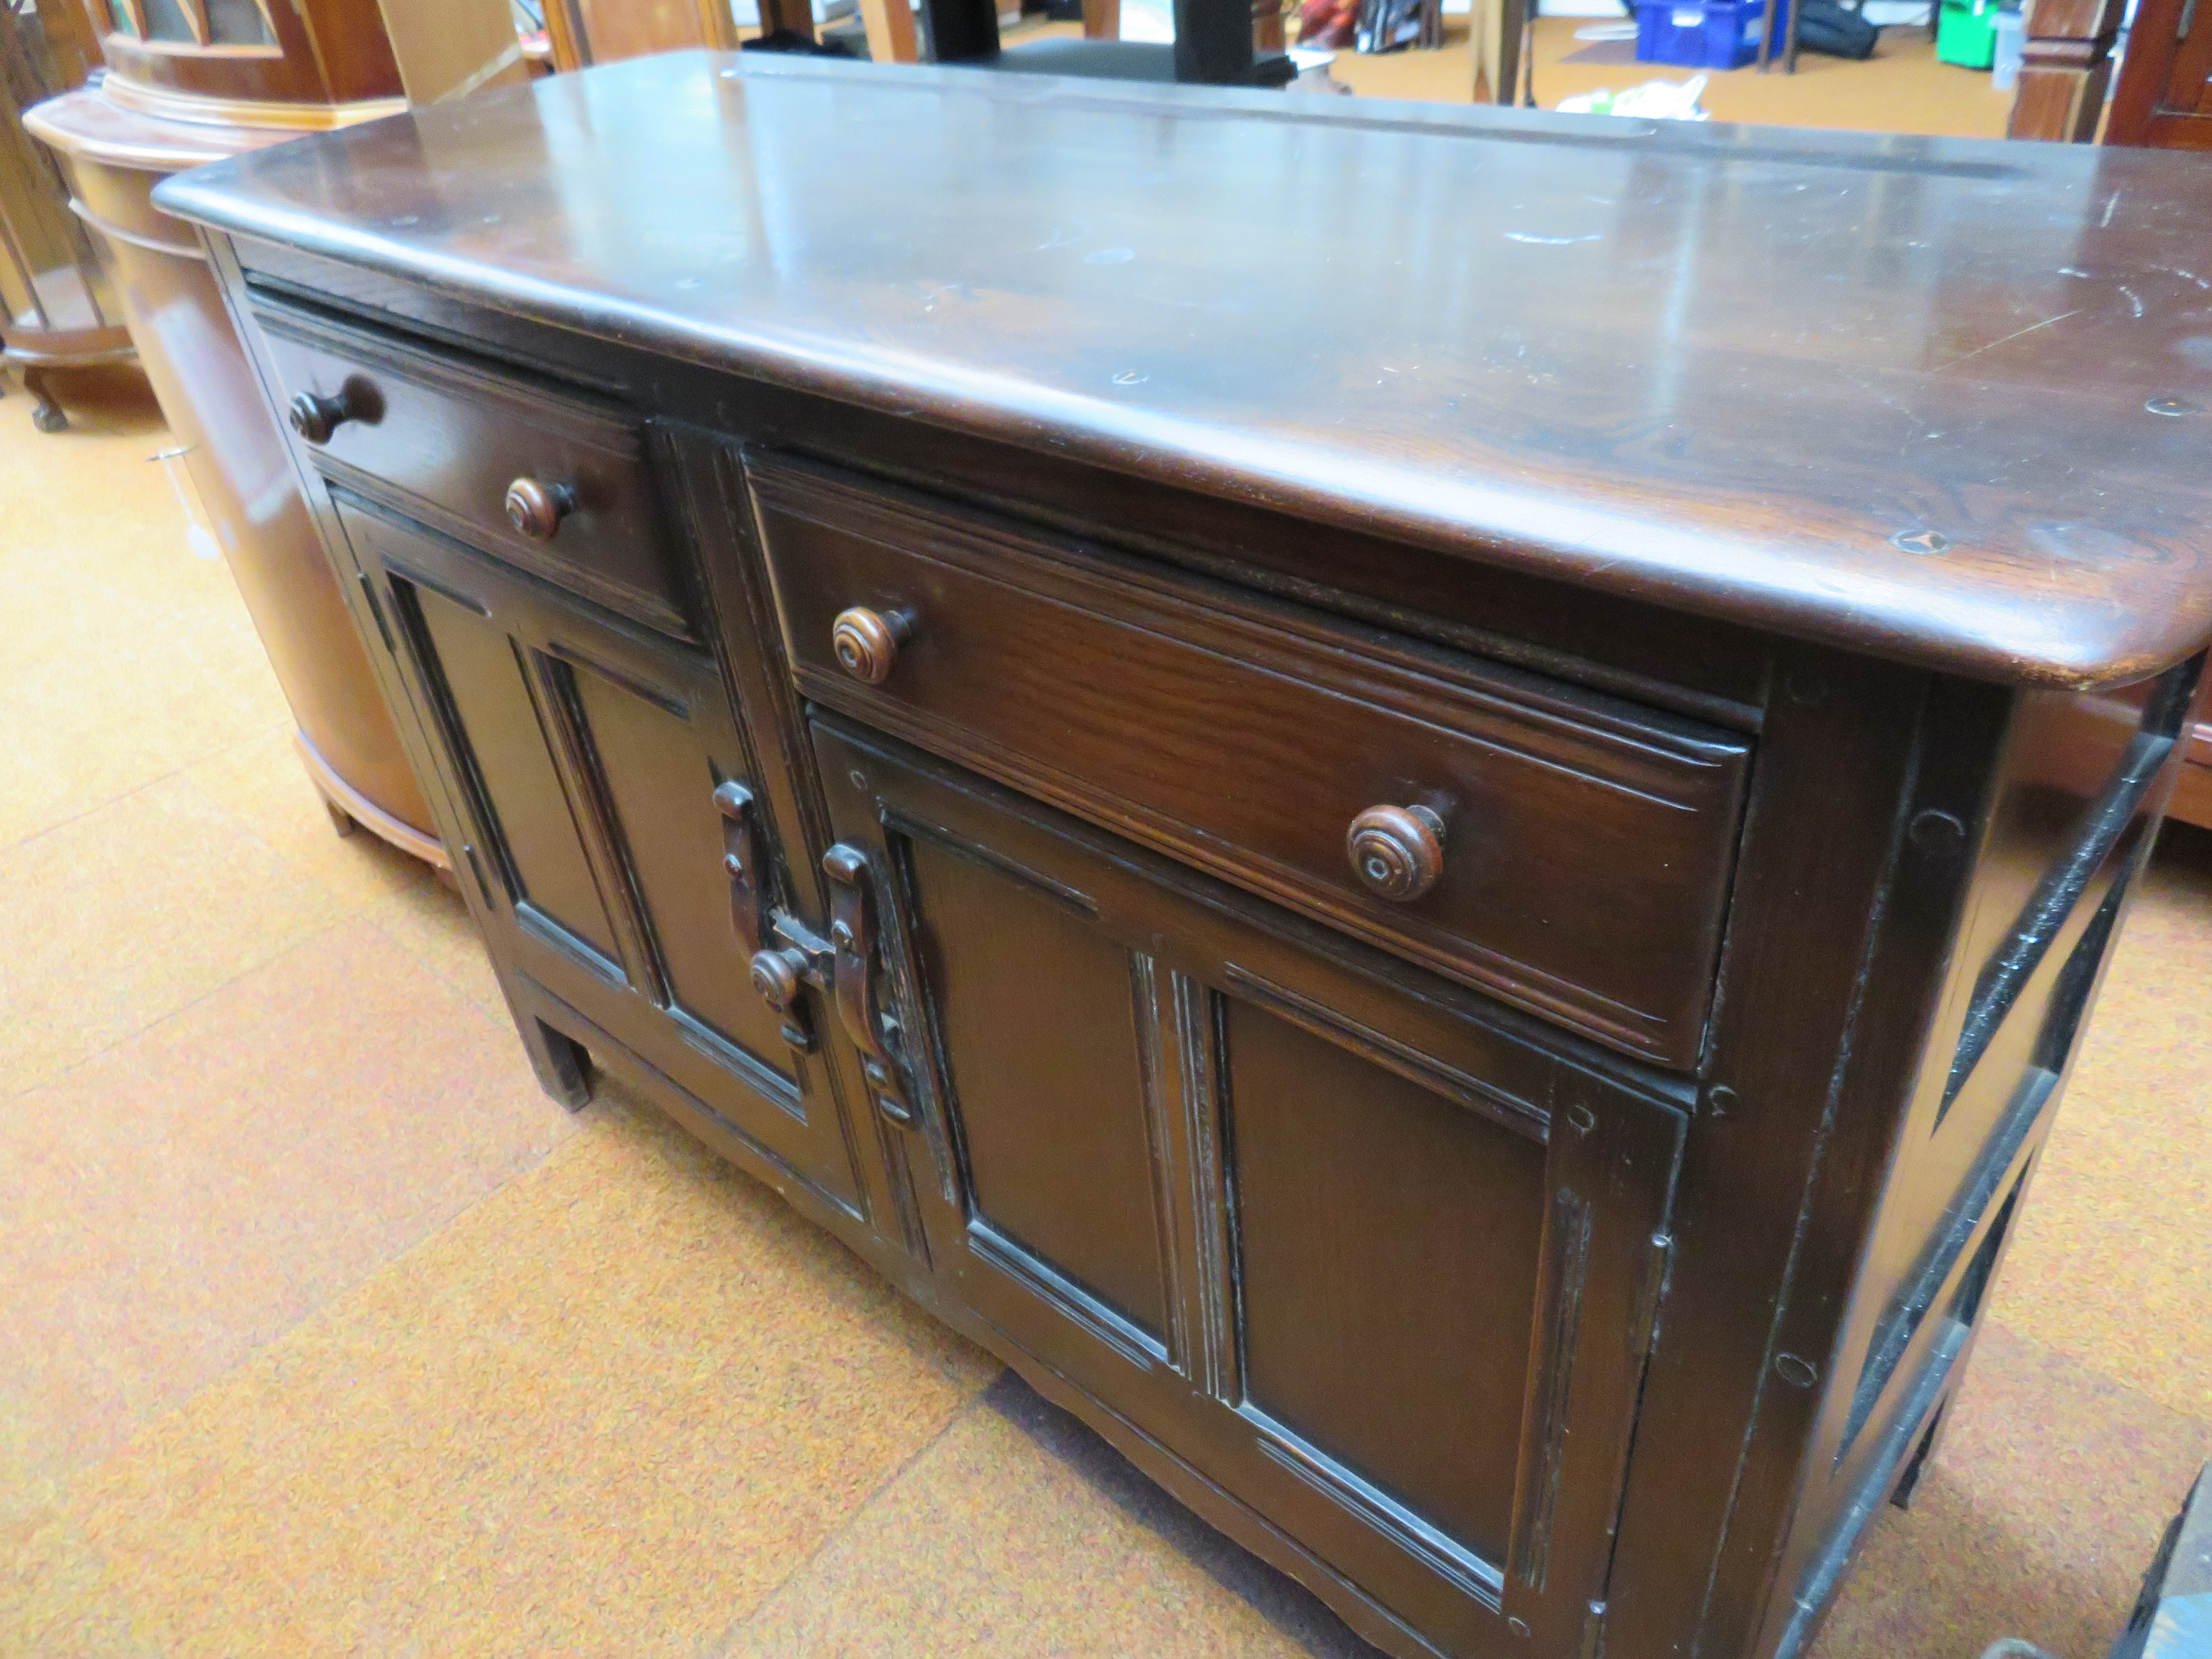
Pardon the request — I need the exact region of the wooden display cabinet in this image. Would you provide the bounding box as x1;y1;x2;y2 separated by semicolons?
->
26;0;518;874
1;0;133;430
76;0;405;122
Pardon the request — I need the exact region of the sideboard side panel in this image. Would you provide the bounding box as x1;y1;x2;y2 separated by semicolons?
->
1697;672;2014;1659
1605;649;1929;1659
1742;657;2209;1659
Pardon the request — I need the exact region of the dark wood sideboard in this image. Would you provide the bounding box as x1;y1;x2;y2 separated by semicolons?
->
155;58;2212;1659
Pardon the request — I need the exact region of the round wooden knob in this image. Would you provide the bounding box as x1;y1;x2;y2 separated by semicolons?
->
288;389;352;445
831;607;914;686
1346;804;1446;902
504;477;575;543
286;376;378;445
750;948;805;1011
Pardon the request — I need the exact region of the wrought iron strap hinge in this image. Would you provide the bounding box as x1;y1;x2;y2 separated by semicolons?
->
716;778;830;1054
824;843;916;1124
710;783;916;1121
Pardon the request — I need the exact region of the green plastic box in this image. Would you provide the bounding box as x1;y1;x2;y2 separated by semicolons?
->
1938;0;1999;68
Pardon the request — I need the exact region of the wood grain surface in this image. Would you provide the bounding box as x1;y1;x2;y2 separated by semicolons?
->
152;52;2212;690
750;455;1749;1068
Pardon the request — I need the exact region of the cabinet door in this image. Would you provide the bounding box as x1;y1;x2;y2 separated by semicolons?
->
2106;0;2212;146
337;495;861;1213
810;714;1687;1659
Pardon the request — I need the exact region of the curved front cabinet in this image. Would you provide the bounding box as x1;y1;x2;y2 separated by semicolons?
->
28;90;439;864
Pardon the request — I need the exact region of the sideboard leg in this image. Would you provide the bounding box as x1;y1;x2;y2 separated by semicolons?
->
1888;1394;1953;1511
521;1015;594;1110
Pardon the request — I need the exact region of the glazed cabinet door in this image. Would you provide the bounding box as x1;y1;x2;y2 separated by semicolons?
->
809;714;1688;1659
335;493;861;1213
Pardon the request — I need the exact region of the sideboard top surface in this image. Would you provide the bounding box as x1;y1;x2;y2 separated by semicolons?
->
157;52;2212;689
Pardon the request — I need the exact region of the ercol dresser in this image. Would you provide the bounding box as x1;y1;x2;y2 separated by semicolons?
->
157;56;2212;1659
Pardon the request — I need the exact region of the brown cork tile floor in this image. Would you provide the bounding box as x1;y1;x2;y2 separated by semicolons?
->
4;366;2206;1659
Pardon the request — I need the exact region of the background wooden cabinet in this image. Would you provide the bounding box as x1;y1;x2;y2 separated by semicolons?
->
2106;0;2212;147
76;0;405;114
539;0;738;73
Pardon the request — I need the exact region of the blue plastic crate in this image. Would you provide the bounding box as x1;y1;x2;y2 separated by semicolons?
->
1633;0;1780;69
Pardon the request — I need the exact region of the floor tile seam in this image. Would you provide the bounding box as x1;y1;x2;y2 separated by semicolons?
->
1981;1318;2212;1436
354;902;522;1033
0;767;193;862
0;720;290;862
697;1373;1003;1658
161;736;436;918
0;903;368;1106
0;562;274;634
25;1113;604;1512
2056;1355;2212;1434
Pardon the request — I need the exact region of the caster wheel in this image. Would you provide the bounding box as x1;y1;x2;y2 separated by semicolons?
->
32;405;67;434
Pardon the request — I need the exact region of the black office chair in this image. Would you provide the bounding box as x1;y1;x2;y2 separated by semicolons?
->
921;0;1295;84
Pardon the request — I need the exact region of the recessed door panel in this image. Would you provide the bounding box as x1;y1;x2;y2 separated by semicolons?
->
1226;994;1546;1569
411;584;621;968
903;831;1168;1342
569;663;796;1083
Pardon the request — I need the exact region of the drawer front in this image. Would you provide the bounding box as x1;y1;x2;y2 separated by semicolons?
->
255;303;688;639
748;458;1751;1069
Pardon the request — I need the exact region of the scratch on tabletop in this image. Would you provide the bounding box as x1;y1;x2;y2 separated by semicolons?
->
1933;310;2083;374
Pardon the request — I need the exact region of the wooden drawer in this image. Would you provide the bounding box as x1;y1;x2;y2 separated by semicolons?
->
748;457;1752;1069
254;302;688;639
